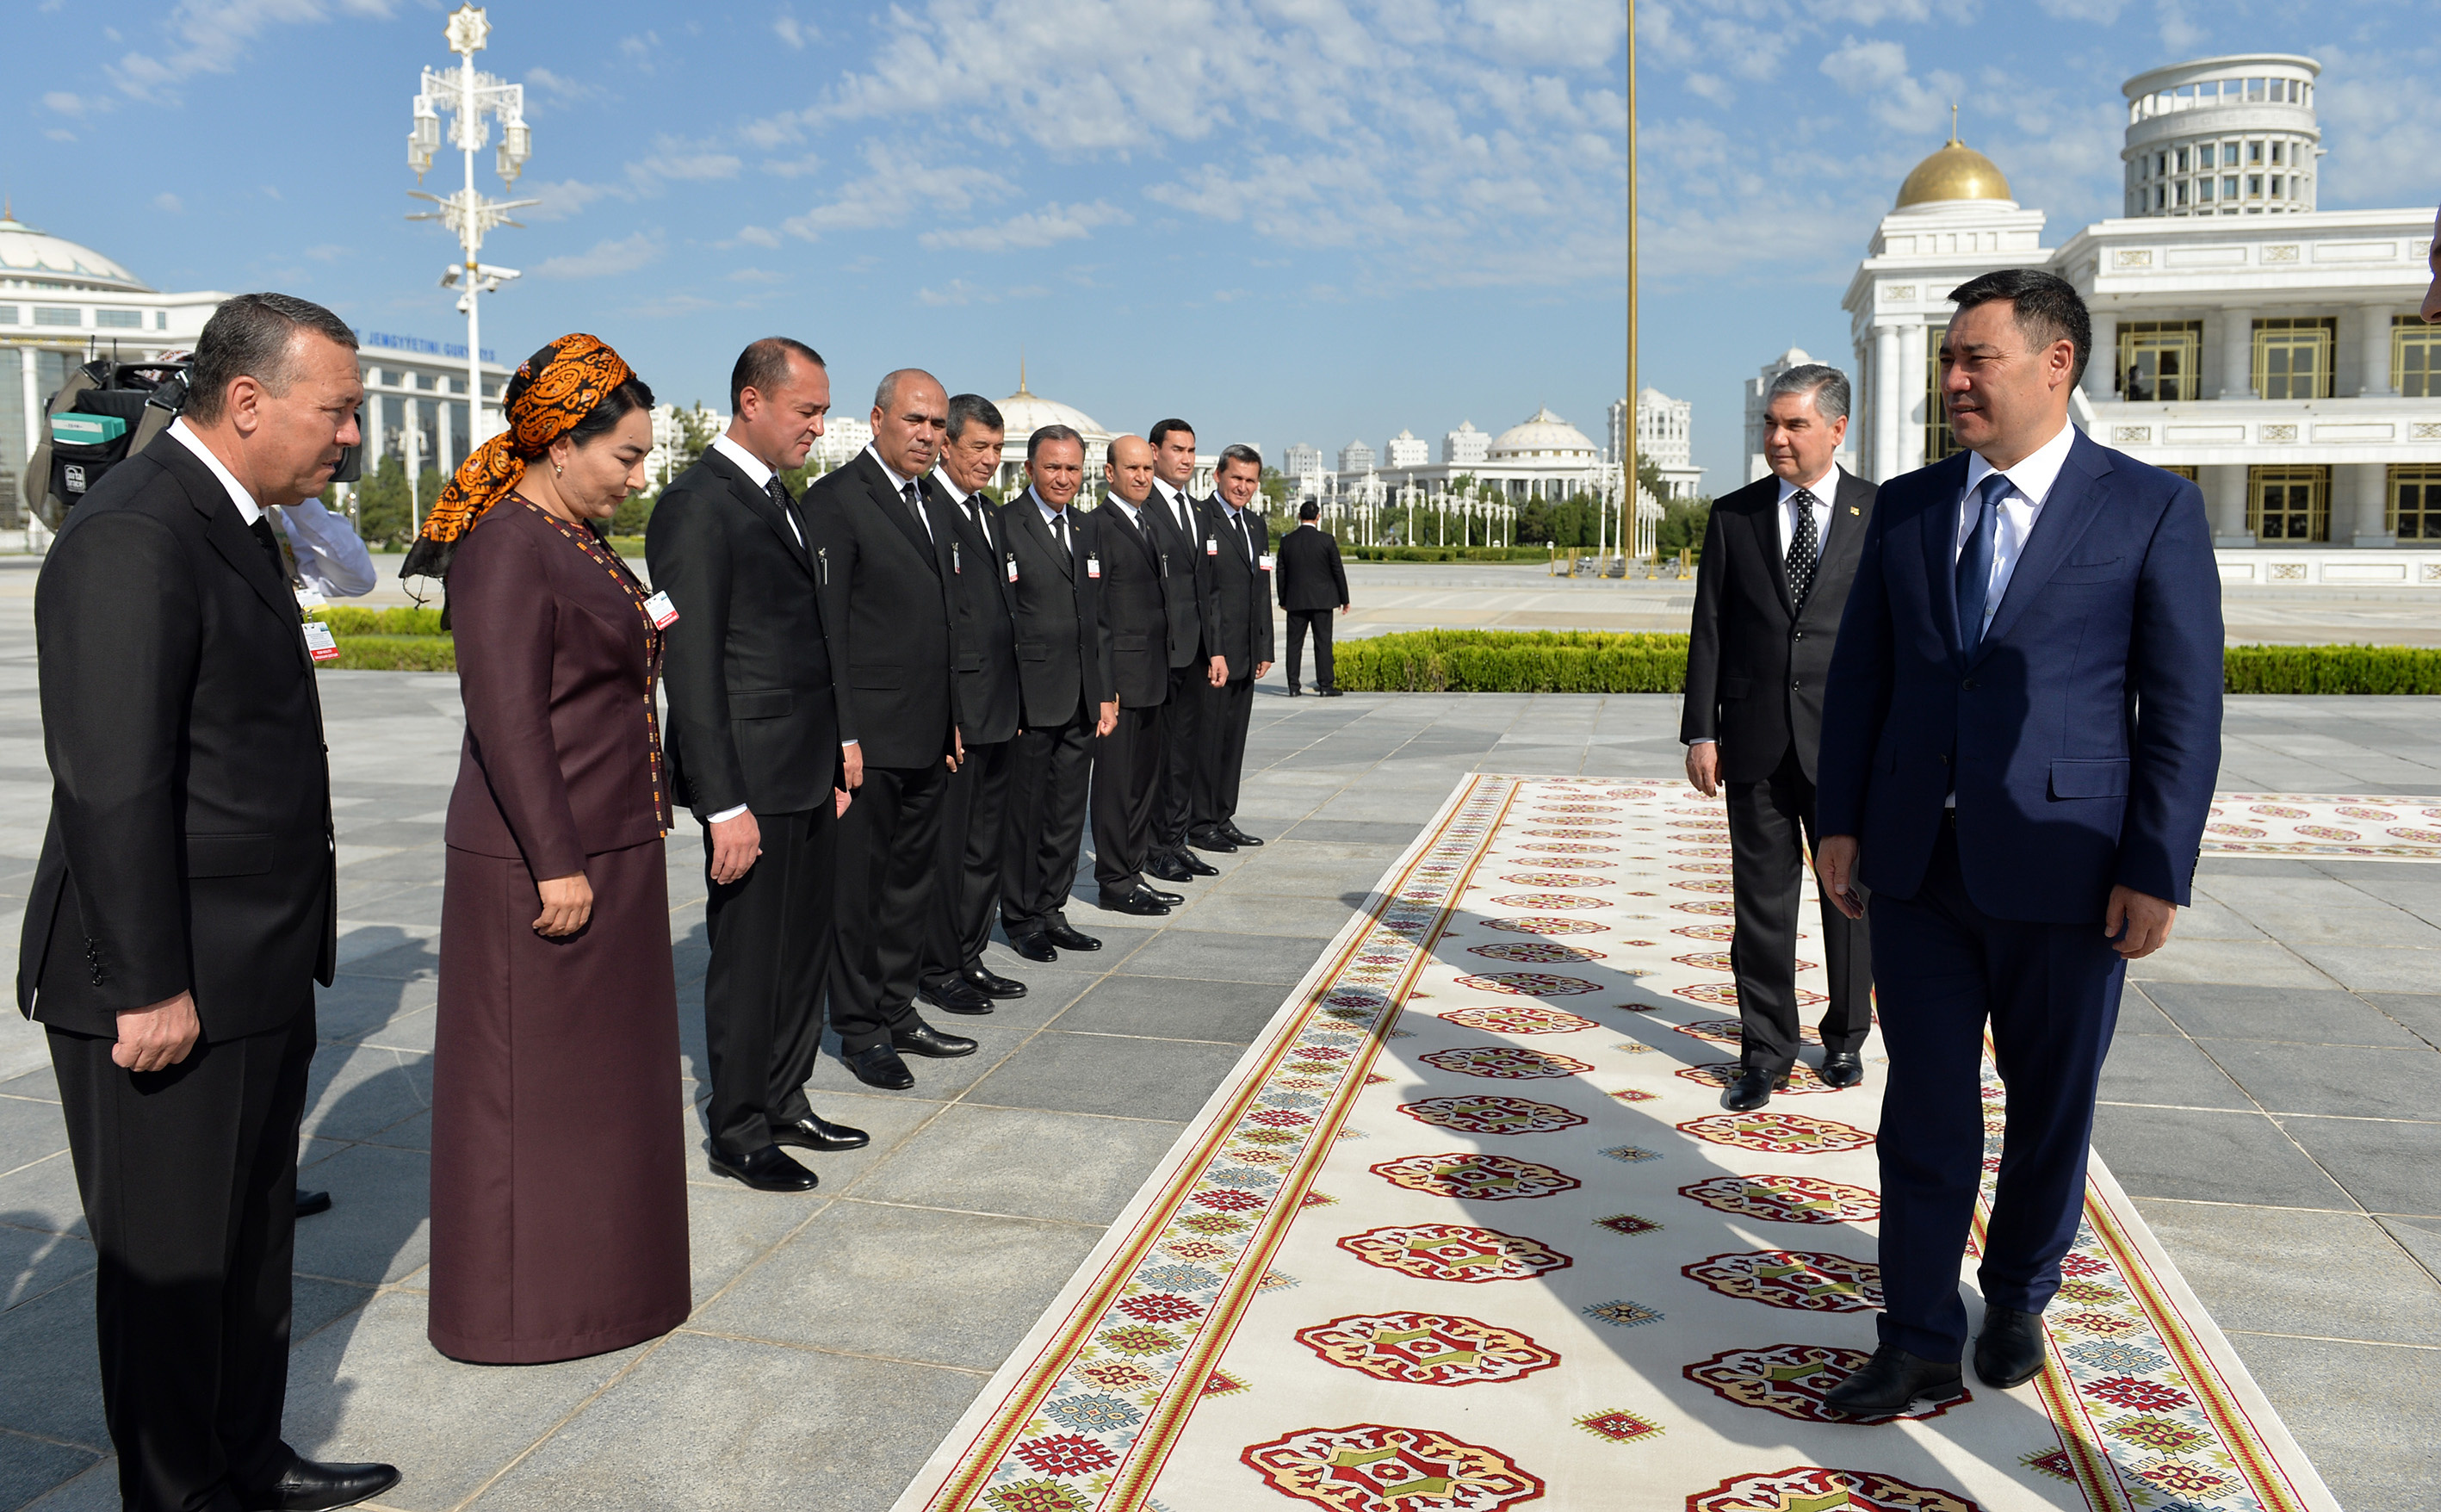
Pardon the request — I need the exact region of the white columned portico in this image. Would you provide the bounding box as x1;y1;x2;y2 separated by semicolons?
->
2203;463;2252;547
2358;305;2394;397
1897;323;1929;474
1872;325;1901;482
2345;462;2395;548
19;350;38;480
2220;307;2257;400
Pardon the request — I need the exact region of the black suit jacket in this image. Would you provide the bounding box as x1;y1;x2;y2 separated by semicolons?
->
1682;468;1878;784
19;440;335;1040
1275;524;1349;610
647;448;848;817
1003;490;1108;727
803;451;963;770
1093;497;1171;710
931;476;1023;746
1145;483;1214;667
1199;499;1275;679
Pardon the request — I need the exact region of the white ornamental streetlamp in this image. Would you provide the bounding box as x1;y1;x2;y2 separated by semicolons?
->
407;4;537;448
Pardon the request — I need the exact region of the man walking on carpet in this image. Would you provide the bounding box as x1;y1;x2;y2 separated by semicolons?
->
1812;269;2221;1414
1682;363;1876;1113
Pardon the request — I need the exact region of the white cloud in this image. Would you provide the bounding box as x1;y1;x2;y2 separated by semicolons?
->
305;243;349;261
759;154;825;179
2034;0;2124;19
44;90;107;117
783;147;1008;239
154;192;185;214
524;67;606;108
918;201;1131;252
1819;37;1960;134
520;179;635;224
733;225;783;249
535;231;666;279
773;13;813;50
728;267;785;284
627;139;745;192
108;0;396;104
914;280;1049;307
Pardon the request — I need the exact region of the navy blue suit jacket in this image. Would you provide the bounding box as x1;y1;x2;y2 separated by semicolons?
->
1815;427;2223;924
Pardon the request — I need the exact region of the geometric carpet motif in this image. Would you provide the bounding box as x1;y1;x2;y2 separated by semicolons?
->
894;776;2347;1512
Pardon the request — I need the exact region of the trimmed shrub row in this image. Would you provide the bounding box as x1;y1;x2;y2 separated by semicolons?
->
331;635;455;672
1341;545;1549;563
2221;642;2441;695
319;605;444;636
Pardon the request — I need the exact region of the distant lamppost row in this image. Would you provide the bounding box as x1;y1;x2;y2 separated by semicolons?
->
407;3;537;456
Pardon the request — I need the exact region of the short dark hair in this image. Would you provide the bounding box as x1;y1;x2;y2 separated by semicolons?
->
1298;499;1319;521
1217;443;1262;475
504;338;655;448
1027;424;1083;463
1149;418;1194;449
1764;363;1850;424
946;393;1005;443
1946;268;2091;385
186;292;358;424
730;337;823;412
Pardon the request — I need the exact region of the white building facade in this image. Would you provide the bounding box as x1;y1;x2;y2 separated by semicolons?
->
1841;53;2438;555
1634;387;1705;498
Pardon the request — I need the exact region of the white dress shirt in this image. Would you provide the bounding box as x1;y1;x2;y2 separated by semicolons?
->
867;444;930;540
1106;492;1145;530
1032;488;1075;543
711;433;802;547
1152;478;1197;539
1955;418;2077;639
276;499;378;597
165;419;264;526
1775;467;1839;561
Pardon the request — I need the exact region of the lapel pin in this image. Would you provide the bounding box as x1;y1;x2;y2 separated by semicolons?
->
1848;506;1860;515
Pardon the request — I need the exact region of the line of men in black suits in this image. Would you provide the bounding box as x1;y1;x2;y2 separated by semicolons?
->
649;340;1274;1193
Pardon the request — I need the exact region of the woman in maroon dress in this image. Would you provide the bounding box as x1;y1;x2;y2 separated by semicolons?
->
409;334;690;1363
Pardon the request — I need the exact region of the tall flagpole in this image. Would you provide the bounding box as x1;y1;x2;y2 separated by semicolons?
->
1626;0;1639;567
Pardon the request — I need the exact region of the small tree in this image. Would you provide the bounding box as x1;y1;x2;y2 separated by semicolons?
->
352;455;413;548
1656;495;1713;559
677;403;721;472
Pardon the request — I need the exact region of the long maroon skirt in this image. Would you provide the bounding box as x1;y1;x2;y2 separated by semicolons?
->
429;838;690;1363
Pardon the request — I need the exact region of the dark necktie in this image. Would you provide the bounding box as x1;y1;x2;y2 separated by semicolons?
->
247;514;288;583
1786;487;1820;613
1955;472;2010;652
1052;510;1070;558
1172;488;1193;538
1234;511;1252;561
901;480;928;538
765;477;804;545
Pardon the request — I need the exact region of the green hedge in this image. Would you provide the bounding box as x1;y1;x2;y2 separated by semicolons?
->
1342;545;1548;563
2221;643;2441;694
1336;631;1690;693
331;635;455;672
319;605;444;636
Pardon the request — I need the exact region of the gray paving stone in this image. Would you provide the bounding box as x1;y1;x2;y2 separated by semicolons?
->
2134;1199;2441;1347
0;1430;102;1509
300;1045;432;1144
2096;1032;2254;1109
0;1274;105;1447
691;1200;1101;1371
0;1091;67;1162
964;1030;1249;1123
2139;983;2426;1047
2283;943;2441;995
0;1223;91;1313
0;1150;86;1237
2377;1214;2441;1283
1057;974;1292;1044
2201;1039;2441;1120
2362;991;2441;1049
312;973;438;1044
2277;1115;2441;1217
2124;939;2329;988
1159;889;1358;939
2090;1105;2351;1209
291;1143;430;1286
465;1331;982;1512
1120;929;1325;985
2218;1333;2441;1510
853;1103;1187;1226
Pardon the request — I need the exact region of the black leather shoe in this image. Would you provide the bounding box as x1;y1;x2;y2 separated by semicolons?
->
1187;826;1237;854
709;1143;820;1192
1147;886;1184;905
1286;685;1303;697
1821;1052;1866;1089
294;1188;332;1219
1318;687;1343;697
1007;932;1059;963
1221;824;1264;847
1975;1305;2048;1389
962;964;1029;998
1821;1343;1965;1417
893;1021;978;1059
1723;1067;1790;1112
1146;851;1195;883
1045;922;1102;951
243;1456;401;1512
770;1114;870;1152
846;1044;916;1089
1174;847;1219;877
1101;887;1171;916
919;977;994;1015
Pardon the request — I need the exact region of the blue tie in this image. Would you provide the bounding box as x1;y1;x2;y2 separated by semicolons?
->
1955;472;2010;653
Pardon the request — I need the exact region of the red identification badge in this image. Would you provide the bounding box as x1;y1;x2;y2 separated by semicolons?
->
643;590;680;629
302;622;340;662
1087;555;1101;579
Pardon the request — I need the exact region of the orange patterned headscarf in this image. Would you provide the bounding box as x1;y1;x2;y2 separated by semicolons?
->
399;332;634;579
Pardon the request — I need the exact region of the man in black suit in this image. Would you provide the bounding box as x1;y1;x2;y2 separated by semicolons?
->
803;369;977;1091
1091;437;1186;916
22;293;397;1512
999;424;1116;961
1682;363;1876;1112
1190;444;1274;853
918;393;1028;1012
1143;419;1226;883
1275;499;1350;696
647;337;870;1193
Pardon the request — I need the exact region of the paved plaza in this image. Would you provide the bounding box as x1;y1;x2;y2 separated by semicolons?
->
0;552;2438;1509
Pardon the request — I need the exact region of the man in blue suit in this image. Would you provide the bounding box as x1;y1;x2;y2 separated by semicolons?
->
1812;269;2222;1416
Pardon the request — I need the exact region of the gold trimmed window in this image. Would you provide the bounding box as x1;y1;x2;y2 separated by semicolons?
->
2117;320;2202;401
2393;464;2441;542
2160;465;2199;481
2247;465;2329;542
2395;316;2441;399
2251;317;2334;400
1923;325;1960;464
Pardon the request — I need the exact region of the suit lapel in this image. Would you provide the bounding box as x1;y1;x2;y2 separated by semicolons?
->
1917;452;1972;666
1751;490;1794;617
159;444;300;634
707;449;812;575
1018;495;1075;580
858;455;938;574
1105;499;1159;570
1973;434;2113;662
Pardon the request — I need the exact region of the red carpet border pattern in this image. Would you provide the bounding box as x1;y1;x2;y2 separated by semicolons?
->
894;777;2346;1512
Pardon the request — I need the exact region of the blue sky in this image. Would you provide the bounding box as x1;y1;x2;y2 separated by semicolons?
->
1639;0;2438;484
7;0;1627;475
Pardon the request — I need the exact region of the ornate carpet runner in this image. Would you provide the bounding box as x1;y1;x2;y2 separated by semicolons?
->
897;776;2360;1512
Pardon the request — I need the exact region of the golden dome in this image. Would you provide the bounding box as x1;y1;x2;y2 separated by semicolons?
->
1894;133;2012;209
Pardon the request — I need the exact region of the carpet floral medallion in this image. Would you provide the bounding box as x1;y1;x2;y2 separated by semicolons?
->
894;777;2345;1512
